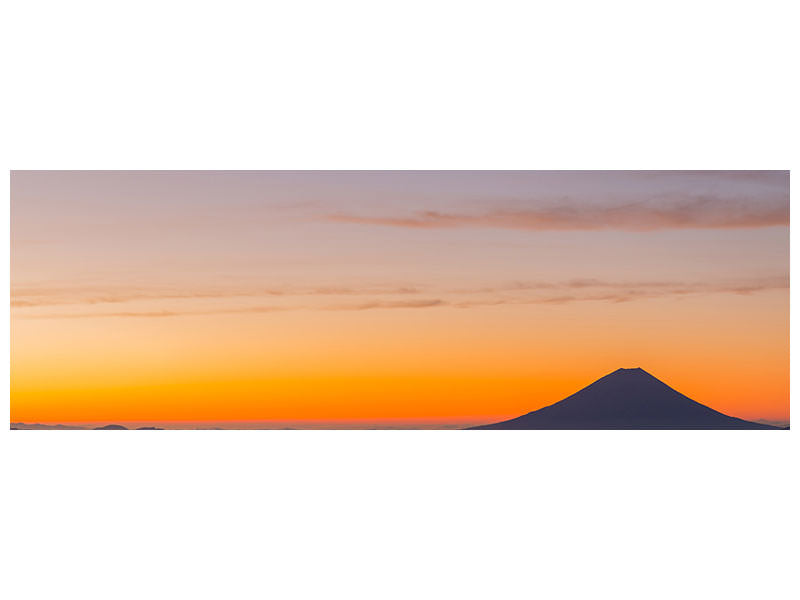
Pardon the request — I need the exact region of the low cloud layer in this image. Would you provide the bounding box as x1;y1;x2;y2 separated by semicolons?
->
328;195;789;231
10;284;421;308
17;300;446;319
14;276;786;319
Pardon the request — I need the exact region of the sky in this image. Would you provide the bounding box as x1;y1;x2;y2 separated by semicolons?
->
10;171;790;426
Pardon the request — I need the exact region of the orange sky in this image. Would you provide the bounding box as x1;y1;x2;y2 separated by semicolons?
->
10;171;790;425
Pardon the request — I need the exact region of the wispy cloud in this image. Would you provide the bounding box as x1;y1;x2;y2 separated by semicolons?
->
324;299;446;311
15;277;786;319
18;300;447;319
10;284;421;308
453;277;788;295
452;278;788;308
327;195;789;231
18;306;293;319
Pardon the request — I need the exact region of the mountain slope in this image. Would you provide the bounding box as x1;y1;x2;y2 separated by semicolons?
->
471;368;781;430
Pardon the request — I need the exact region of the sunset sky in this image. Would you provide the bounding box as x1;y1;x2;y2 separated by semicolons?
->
10;171;789;427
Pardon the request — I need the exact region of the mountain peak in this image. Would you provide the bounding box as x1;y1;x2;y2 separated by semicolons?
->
605;367;662;383
471;367;781;430
611;367;647;374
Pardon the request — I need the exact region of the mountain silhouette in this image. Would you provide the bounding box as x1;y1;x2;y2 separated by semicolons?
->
10;422;86;430
471;368;783;429
93;424;128;430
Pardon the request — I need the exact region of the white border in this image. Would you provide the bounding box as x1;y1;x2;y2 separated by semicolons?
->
2;2;796;599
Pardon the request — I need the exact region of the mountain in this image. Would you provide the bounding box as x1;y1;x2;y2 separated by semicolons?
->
471;368;783;430
93;424;129;430
10;422;87;430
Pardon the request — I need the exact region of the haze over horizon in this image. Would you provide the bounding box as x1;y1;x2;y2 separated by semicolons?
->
11;171;789;425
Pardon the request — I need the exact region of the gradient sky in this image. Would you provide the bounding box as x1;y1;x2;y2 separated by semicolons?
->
10;171;790;426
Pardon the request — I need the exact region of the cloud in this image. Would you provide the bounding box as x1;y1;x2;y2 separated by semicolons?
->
14;276;786;319
451;276;787;296
18;306;294;319
327;195;789;231
17;299;448;319
451;277;788;308
10;284;421;308
324;299;446;311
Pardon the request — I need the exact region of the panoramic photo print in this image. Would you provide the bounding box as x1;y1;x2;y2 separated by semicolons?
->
10;171;789;430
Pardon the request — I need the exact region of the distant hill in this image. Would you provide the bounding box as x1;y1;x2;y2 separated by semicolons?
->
12;423;166;430
471;368;784;430
10;423;87;430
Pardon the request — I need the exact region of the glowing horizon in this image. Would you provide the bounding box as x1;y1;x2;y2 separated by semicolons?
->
10;171;790;426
